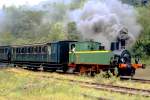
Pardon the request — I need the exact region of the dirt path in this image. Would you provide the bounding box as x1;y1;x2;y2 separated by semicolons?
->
134;67;150;80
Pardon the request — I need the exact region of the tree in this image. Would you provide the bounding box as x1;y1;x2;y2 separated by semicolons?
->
132;5;150;58
48;22;67;41
67;22;80;40
0;32;15;45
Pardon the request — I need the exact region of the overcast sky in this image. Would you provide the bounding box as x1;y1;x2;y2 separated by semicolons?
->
0;0;72;8
0;0;45;7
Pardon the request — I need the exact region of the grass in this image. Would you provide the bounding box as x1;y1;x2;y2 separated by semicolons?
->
141;58;150;66
131;57;150;68
94;72;150;90
5;68;150;90
0;68;150;100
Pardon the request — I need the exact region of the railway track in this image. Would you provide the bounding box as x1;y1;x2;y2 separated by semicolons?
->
41;76;150;97
81;93;111;100
0;63;10;68
2;65;150;84
58;71;150;83
2;67;150;97
51;71;150;84
55;71;150;84
120;76;150;84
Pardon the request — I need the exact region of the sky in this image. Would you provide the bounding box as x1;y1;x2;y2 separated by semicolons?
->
0;0;46;8
0;0;72;8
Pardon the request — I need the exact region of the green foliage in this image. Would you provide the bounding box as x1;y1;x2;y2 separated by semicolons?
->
137;5;150;39
4;7;44;37
69;0;87;10
0;6;48;45
132;5;150;59
0;2;82;45
0;32;15;45
48;22;67;41
67;22;80;40
94;71;120;84
45;2;68;23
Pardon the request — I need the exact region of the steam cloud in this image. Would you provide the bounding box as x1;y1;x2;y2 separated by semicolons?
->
0;0;142;48
0;10;5;33
69;0;142;49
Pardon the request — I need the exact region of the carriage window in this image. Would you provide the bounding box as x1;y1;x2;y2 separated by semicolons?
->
42;46;47;53
0;49;2;53
91;47;94;50
16;48;19;53
36;47;39;53
21;48;25;53
99;46;105;50
2;49;4;53
71;44;75;49
40;47;42;53
22;48;24;53
21;48;23;53
71;44;75;52
35;47;38;53
4;48;8;54
0;49;4;53
28;47;31;53
38;46;41;53
31;47;33;53
36;47;38;53
18;48;20;53
16;48;18;53
29;47;33;53
24;48;27;53
19;48;21;53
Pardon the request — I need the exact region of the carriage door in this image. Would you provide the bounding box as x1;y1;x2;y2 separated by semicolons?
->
6;47;11;61
59;42;70;64
51;43;58;63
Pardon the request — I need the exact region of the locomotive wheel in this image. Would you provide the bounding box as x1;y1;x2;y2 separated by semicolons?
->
89;71;95;76
51;68;56;72
32;67;38;71
131;68;135;77
118;67;135;76
43;67;48;71
14;64;17;67
110;67;120;77
67;68;75;73
62;65;68;73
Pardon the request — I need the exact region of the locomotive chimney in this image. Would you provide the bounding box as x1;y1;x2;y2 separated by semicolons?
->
117;27;129;50
110;42;119;51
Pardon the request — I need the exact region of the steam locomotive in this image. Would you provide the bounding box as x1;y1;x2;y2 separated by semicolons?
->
0;39;144;76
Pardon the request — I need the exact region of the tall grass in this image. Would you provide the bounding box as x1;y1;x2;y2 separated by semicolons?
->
0;68;149;100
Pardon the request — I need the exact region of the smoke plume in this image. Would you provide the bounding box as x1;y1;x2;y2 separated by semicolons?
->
69;0;142;49
0;10;5;33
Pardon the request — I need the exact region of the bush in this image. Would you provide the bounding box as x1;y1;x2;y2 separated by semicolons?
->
132;5;150;58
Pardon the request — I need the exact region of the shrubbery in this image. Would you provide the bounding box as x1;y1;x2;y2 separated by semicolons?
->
132;5;150;58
